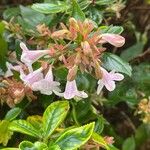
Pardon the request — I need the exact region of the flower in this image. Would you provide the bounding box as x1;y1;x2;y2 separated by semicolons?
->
31;67;62;96
97;67;124;94
19;67;43;87
63;80;88;99
5;62;21;78
100;33;125;47
20;42;50;71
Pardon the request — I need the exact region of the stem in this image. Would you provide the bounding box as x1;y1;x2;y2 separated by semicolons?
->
71;101;80;126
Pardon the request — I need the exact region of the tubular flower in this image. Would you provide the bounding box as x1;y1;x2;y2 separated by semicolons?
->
63;80;88;99
19;67;43;87
20;42;50;71
32;67;62;96
97;67;124;94
5;62;21;78
100;33;125;47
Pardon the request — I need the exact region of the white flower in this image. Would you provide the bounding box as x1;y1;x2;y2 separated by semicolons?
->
20;67;43;87
5;62;21;78
20;42;50;71
97;67;124;94
32;67;62;96
63;80;88;99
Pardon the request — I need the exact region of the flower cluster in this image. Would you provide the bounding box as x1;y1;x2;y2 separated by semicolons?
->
5;18;125;100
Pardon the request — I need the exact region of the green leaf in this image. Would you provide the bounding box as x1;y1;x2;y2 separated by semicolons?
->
0;22;7;70
48;145;61;150
0;120;13;146
122;136;135;150
92;132;109;150
19;141;48;150
3;7;20;20
99;25;124;34
43;101;69;139
5;107;22;121
32;3;69;14
71;0;85;21
55;122;95;150
102;52;132;76
120;42;144;62
1;148;19;150
20;5;45;27
94;116;106;134
9;120;40;138
27;115;43;130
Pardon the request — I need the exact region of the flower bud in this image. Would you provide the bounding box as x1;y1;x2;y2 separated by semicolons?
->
81;41;92;56
67;65;78;81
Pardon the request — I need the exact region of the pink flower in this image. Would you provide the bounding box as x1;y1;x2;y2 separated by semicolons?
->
100;33;125;47
31;67;62;96
19;67;43;87
5;62;21;77
63;80;88;99
97;67;124;94
20;42;50;71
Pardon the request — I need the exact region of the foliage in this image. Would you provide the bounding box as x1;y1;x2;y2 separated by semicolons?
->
0;0;149;150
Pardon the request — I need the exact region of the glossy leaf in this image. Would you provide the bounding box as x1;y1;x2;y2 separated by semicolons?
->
55;122;95;150
3;7;20;20
43;101;69;139
99;25;124;34
5;107;22;121
9;120;40;138
71;0;85;21
102;52;132;76
20;5;45;27
32;3;69;14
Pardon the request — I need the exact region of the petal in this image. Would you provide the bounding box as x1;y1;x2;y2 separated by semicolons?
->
104;80;116;91
101;33;125;47
45;67;53;81
110;72;124;81
76;91;88;98
64;80;77;99
20;42;50;65
32;80;53;95
97;80;104;95
21;67;43;86
20;42;28;51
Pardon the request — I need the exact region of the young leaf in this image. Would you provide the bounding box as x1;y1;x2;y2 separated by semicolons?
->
55;122;95;150
32;3;69;14
19;141;48;150
0;120;13;146
102;52;132;76
9;120;40;138
43;101;69;139
5;107;22;121
92;132;109;150
71;0;85;21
